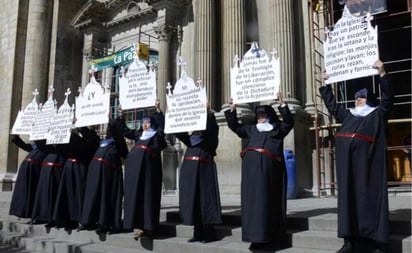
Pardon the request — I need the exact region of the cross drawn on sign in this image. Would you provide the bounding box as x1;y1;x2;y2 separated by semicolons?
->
166;82;173;95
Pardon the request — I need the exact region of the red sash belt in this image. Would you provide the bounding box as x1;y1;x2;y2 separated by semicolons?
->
41;162;63;168
336;132;375;143
67;158;79;163
135;144;155;157
240;147;282;162
184;156;210;163
24;158;41;165
92;157;116;169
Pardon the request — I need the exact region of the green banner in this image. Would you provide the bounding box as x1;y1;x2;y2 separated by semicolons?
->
89;46;135;71
88;43;151;71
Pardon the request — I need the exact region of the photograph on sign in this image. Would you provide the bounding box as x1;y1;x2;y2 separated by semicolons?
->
46;88;74;144
75;71;111;128
323;5;379;84
230;42;280;104
164;58;207;134
29;87;58;141
119;44;157;110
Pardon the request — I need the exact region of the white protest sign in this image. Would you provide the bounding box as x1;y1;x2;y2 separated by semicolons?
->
165;58;207;134
324;5;379;84
230;42;280;104
119;45;157;110
29;87;58;141
75;69;110;127
46;88;74;144
11;89;39;135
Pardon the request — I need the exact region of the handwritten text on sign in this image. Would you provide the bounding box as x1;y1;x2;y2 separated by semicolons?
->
46;104;74;144
165;73;207;134
11;102;38;135
324;6;379;84
230;43;280;104
29;98;57;141
119;59;156;110
75;77;110;128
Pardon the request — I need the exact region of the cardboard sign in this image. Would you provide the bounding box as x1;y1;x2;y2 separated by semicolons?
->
230;43;280;104
75;75;110;127
119;46;156;110
46;89;74;144
324;5;379;84
11;89;39;135
165;65;207;134
29;88;57;141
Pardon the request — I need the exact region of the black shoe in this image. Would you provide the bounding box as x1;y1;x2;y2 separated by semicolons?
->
372;242;387;253
188;236;202;243
336;239;354;253
44;222;55;228
249;243;268;250
77;225;87;231
95;226;108;235
202;234;216;243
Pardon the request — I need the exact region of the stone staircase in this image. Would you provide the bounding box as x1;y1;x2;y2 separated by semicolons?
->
0;196;410;253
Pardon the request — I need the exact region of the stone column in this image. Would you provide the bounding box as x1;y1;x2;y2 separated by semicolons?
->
154;23;175;111
81;34;93;87
271;0;300;108
221;0;245;107
255;1;272;51
22;0;53;104
195;0;216;108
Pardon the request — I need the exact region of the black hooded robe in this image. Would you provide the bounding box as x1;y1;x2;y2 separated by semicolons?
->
9;136;47;218
319;75;393;243
119;112;167;232
79;120;128;231
52;127;99;226
176;112;222;227
31;144;68;223
225;105;294;243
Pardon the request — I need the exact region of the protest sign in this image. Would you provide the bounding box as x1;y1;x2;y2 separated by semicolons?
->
75;71;111;128
164;58;207;134
29;87;57;141
11;89;39;135
324;5;379;84
119;44;156;110
46;88;74;144
230;42;280;104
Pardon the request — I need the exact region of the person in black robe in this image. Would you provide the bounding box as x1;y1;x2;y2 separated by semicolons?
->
31;142;69;227
224;92;294;250
52;127;99;229
9;135;47;219
175;107;222;243
117;100;167;239
320;60;393;253
79;119;128;234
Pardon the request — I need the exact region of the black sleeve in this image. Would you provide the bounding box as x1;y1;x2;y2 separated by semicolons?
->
377;75;394;118
319;85;348;123
11;135;33;152
115;116;138;140
203;112;219;154
152;111;165;131
174;132;191;147
277;105;294;137
224;109;248;138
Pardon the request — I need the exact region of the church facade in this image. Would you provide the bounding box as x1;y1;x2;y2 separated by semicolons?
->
0;0;410;194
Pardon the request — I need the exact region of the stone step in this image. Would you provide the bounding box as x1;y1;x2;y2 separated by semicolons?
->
0;244;42;253
1;222;410;253
291;230;412;253
165;210;412;236
0;230;27;248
